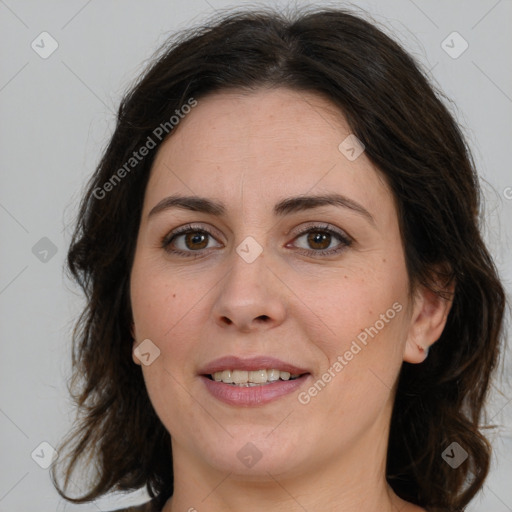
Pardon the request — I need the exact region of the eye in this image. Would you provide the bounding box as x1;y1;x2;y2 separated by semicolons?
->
161;223;352;258
290;224;352;256
162;224;222;256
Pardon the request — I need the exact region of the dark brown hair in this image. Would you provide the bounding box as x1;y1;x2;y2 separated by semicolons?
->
53;6;506;511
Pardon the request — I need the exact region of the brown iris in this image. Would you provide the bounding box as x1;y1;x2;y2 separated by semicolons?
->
307;231;331;250
185;232;209;250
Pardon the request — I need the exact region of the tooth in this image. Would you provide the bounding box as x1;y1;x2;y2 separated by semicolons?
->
211;368;303;385
249;369;268;383
267;369;280;382
221;370;233;383
232;370;249;384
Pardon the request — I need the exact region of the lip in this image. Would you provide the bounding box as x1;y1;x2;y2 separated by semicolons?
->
199;356;311;407
199;356;309;376
201;374;311;406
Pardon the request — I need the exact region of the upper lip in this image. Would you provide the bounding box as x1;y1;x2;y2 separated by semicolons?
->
199;356;310;376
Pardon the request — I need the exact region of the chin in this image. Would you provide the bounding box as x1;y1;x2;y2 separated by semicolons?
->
192;428;305;477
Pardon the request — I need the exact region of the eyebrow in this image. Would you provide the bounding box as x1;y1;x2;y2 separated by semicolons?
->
148;193;375;225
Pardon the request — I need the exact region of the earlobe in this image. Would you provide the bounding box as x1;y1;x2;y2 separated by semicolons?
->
405;343;430;364
132;345;142;366
403;282;454;364
131;323;141;366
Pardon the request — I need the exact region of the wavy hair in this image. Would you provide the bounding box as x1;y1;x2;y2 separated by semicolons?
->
52;6;506;511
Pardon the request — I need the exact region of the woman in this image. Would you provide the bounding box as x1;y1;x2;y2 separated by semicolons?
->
52;6;506;512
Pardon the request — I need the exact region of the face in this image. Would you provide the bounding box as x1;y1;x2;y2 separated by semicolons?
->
130;88;428;481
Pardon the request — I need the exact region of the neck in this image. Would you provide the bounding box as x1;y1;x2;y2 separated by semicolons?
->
164;473;403;512
162;419;409;512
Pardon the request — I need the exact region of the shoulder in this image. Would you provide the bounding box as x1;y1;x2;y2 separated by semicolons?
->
394;497;429;512
108;501;160;512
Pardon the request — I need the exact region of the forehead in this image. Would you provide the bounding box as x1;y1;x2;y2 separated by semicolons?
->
144;88;394;221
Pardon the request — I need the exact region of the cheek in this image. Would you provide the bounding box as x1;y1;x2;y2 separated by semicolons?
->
302;263;409;392
296;282;408;439
130;264;209;431
131;258;210;342
307;270;407;344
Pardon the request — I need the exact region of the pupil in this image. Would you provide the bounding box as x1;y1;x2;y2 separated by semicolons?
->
308;232;330;250
186;232;208;250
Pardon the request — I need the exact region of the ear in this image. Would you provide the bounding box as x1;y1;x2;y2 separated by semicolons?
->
403;278;455;364
131;322;141;366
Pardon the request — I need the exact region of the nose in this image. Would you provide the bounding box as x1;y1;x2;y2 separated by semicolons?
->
211;247;287;333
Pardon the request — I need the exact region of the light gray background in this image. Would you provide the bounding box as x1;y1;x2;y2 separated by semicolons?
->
0;0;511;511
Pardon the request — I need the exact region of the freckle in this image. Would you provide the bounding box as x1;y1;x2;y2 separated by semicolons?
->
344;275;348;279
173;294;176;298
382;258;387;263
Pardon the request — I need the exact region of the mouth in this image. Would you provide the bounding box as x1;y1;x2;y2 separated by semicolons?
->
205;368;306;386
199;356;311;406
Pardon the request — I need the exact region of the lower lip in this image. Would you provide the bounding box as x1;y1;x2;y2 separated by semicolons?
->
201;374;310;406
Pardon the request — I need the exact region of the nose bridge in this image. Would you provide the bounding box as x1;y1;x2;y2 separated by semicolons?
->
212;237;286;330
224;238;270;304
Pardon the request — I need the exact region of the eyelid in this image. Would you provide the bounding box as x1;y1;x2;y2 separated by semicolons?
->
290;222;351;240
288;222;353;255
161;222;223;246
161;221;353;257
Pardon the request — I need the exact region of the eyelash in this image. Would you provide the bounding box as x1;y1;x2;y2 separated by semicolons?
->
161;223;352;258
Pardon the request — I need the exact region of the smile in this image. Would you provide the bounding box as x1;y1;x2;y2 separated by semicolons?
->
209;369;302;386
199;356;311;406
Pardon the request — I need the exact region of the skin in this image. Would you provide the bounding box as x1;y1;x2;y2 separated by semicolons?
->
130;88;452;512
